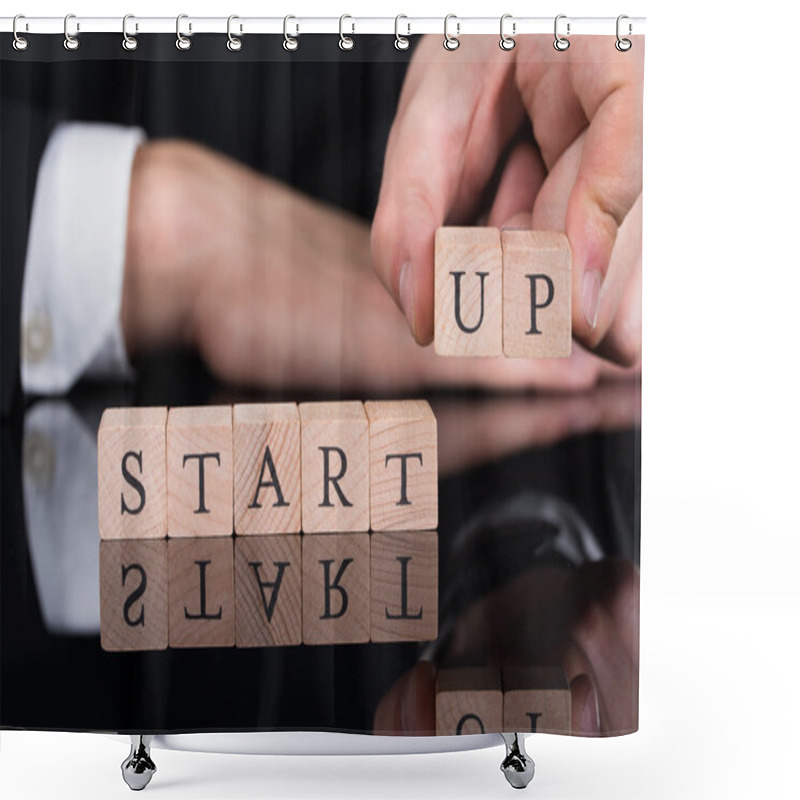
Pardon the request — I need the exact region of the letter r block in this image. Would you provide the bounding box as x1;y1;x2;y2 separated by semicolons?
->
502;230;572;358
98;407;167;540
434;227;503;357
299;402;369;533
167;406;233;537
435;668;503;735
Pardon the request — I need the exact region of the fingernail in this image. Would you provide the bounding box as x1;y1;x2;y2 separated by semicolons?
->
400;673;417;733
581;270;602;330
398;260;416;338
581;681;600;735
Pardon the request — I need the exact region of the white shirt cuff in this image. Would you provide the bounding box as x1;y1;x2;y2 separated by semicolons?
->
20;122;145;395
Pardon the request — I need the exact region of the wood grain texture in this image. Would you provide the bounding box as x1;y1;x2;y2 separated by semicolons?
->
502;666;572;734
302;533;370;645
235;535;302;647
167;406;233;538
435;227;503;357
435;667;503;735
299;402;369;533
370;531;438;643
168;537;234;648
501;230;572;358
99;539;168;651
98;407;167;540
365;400;438;532
233;404;301;535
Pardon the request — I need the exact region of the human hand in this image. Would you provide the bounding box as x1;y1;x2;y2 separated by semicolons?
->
372;35;643;366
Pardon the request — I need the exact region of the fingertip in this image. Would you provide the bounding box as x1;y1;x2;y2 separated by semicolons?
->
570;673;600;736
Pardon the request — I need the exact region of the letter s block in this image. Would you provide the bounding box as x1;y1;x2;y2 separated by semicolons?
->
434;227;503;357
98;407;167;540
502;230;572;358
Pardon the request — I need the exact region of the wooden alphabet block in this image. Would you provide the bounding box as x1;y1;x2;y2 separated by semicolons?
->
235;535;302;647
168;537;234;648
299;402;369;533
233;404;301;535
167;406;233;537
302;533;370;645
99;539;168;651
98;407;167;540
434;227;503;357
365;400;438;532
502;667;572;734
501;230;572;358
435;667;503;735
370;531;438;643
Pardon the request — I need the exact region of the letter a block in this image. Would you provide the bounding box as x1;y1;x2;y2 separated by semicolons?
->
99;539;168;651
436;668;503;735
168;537;234;648
502;667;572;734
167;406;233;537
302;533;370;645
365;400;437;532
299;402;369;533
235;535;302;647
370;531;438;643
98;407;167;540
434;227;503;357
502;230;572;358
233;404;301;535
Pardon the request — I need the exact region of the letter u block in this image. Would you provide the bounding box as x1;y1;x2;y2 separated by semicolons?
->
299;402;369;533
98;407;168;540
434;227;503;357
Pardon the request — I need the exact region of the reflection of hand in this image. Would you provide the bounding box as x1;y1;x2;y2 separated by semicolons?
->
373;559;638;736
121;140;635;393
372;36;643;365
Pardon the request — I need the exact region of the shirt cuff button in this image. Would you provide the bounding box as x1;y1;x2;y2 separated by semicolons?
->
23;310;53;365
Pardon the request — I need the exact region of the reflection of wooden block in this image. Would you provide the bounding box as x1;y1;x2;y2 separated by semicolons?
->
235;535;302;647
167;406;233;538
371;531;438;643
98;407;167;540
233;404;301;535
502;667;572;734
365;400;438;532
435;227;503;357
299;402;369;533
302;533;369;645
502;230;572;358
436;668;503;735
168;537;234;648
99;540;168;651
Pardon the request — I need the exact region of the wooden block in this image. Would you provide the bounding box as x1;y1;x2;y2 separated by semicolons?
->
97;407;167;540
502;667;572;734
371;531;438;643
167;406;233;537
99;539;168;651
168;537;234;648
302;533;370;645
233;404;301;535
435;667;503;735
365;400;438;532
299;402;369;533
501;230;572;358
434;227;503;357
235;535;302;647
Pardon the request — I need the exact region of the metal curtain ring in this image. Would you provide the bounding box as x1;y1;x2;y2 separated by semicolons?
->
616;14;632;51
63;13;79;51
394;15;410;50
122;14;138;51
554;14;570;51
499;14;515;51
443;14;460;51
12;14;29;51
283;15;298;51
176;14;191;50
227;15;242;51
339;14;355;51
